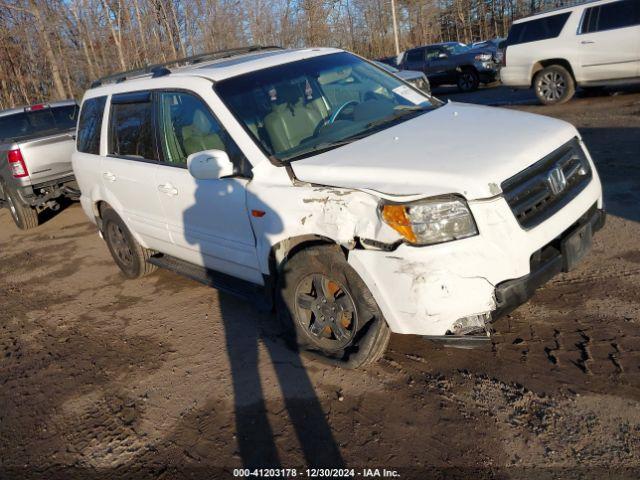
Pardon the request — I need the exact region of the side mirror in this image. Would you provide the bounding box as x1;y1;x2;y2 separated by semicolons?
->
438;52;448;59
187;149;234;180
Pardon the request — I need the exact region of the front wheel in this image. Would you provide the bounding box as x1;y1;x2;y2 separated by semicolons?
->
457;69;480;92
534;65;575;105
277;245;391;369
3;184;38;230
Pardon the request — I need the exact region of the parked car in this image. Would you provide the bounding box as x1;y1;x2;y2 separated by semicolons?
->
73;46;604;368
0;100;80;229
469;37;506;65
373;60;431;94
398;42;499;92
500;0;640;105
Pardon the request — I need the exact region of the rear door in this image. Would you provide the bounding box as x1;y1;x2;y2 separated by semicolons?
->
577;0;640;82
153;90;262;285
102;91;171;250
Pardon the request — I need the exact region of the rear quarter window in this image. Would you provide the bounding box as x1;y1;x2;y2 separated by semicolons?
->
77;96;106;154
507;12;571;46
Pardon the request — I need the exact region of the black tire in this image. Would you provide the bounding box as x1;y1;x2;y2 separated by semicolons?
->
277;245;391;369
3;184;38;230
101;206;157;279
534;65;575;105
457;68;480;92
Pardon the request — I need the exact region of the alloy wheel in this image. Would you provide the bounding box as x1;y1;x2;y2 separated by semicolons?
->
6;194;18;223
106;222;134;267
294;274;358;351
459;72;476;91
538;71;567;102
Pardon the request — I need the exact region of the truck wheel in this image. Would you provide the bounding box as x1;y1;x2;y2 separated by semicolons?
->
277;245;391;369
101;207;157;279
457;68;480;92
4;187;38;230
534;65;575;105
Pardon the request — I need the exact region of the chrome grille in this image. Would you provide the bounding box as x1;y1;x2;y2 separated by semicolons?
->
501;138;592;229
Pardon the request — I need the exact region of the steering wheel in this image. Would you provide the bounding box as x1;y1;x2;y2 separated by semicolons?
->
328;100;359;124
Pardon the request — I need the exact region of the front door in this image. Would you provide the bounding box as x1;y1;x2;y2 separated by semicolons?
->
153;90;262;285
424;46;453;84
103;91;171;251
577;0;640;82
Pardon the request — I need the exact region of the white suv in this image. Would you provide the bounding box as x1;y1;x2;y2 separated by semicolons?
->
72;47;604;368
501;0;640;104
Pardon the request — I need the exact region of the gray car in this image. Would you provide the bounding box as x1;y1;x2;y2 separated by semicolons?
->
398;42;499;92
0;100;80;229
373;61;431;95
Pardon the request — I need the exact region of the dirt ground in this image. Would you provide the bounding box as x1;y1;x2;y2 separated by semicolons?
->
1;89;639;479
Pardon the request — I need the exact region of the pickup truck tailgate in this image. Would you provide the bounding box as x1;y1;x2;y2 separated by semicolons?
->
19;131;75;185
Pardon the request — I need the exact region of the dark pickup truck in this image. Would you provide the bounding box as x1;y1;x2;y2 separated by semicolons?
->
0;100;80;229
398;42;499;92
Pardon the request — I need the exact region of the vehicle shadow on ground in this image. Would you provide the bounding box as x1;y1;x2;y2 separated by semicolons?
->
36;196;76;226
181;176;345;470
578;127;640;223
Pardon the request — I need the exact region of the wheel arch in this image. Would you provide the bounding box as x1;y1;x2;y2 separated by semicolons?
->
269;234;346;277
531;59;576;86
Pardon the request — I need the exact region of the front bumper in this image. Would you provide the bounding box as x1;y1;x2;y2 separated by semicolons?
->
347;171;603;336
474;61;499;83
493;206;605;319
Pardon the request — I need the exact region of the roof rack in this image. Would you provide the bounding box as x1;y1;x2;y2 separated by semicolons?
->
89;45;283;88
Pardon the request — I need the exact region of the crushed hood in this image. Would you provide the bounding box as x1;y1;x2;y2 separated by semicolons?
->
291;102;578;200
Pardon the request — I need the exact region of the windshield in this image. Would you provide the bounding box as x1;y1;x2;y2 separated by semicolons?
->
216;52;437;162
0;105;78;142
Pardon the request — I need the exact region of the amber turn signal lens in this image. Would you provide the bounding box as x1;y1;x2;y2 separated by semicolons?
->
381;205;417;243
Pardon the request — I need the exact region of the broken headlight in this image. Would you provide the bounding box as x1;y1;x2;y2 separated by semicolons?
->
380;196;478;245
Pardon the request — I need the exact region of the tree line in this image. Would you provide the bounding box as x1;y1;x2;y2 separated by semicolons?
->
0;0;578;109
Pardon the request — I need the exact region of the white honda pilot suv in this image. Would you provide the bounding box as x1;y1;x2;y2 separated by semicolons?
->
72;47;605;368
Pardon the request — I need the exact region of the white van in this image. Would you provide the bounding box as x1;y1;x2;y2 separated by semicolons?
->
72;47;604;367
500;0;640;104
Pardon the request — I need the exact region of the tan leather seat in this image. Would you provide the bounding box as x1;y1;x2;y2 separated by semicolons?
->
264;84;323;153
181;110;225;155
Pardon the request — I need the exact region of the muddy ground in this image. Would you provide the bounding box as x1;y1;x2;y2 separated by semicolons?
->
1;89;639;479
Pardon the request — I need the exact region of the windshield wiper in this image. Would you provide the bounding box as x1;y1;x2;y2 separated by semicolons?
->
364;106;430;130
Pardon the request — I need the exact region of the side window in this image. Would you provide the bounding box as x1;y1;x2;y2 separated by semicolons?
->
157;91;251;176
425;47;441;60
109;93;156;160
581;1;640;33
77;96;106;155
507;12;571;46
406;49;424;63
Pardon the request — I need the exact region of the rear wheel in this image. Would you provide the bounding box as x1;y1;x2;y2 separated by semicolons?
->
277;245;391;368
101;207;157;279
457;68;480;92
534;65;575;105
2;184;38;230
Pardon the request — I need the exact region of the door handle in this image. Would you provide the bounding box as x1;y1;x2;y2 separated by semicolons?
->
157;183;178;196
103;171;116;182
581;40;595;44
